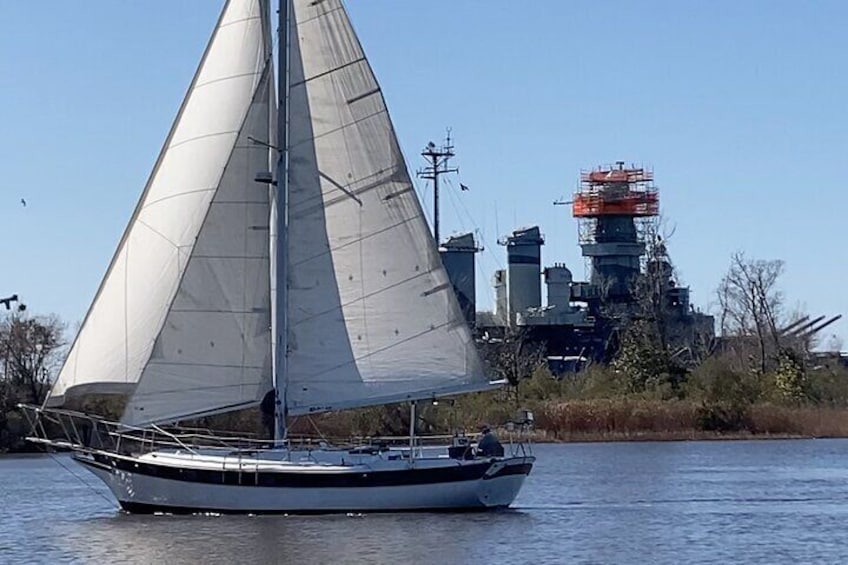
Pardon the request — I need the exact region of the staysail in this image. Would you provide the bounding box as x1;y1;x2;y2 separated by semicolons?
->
47;0;274;426
284;0;490;415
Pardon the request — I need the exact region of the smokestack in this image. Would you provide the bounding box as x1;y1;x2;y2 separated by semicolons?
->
504;226;544;324
439;232;479;327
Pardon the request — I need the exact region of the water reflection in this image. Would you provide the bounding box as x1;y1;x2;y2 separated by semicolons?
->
57;509;534;565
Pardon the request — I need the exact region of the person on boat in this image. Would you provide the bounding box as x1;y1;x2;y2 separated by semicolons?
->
476;425;504;457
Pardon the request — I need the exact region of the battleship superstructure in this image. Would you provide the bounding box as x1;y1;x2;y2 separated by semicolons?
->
444;162;715;369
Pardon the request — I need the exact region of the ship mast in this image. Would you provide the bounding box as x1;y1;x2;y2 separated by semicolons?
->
417;132;458;246
274;0;290;443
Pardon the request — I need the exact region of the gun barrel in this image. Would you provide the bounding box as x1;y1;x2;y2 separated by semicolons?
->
779;315;811;335
800;315;843;338
787;315;827;337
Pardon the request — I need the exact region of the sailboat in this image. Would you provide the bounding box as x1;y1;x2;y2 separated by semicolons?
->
20;0;534;513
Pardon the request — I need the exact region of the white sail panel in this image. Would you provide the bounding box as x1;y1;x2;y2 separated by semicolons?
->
123;70;273;425
285;0;489;415
47;0;271;409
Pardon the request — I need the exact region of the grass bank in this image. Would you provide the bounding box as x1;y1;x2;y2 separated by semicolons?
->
526;399;848;442
5;359;848;451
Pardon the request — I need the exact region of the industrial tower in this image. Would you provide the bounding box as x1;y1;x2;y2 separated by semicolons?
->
573;162;659;302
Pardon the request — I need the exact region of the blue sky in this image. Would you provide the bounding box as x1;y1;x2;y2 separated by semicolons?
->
0;1;845;347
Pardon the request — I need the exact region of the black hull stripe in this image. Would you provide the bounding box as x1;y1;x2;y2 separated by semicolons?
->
119;501;513;515
82;454;533;489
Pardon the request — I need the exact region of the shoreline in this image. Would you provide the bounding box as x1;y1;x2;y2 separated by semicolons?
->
518;430;819;443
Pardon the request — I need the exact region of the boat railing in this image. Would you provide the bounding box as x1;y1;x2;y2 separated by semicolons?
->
18;404;534;459
17;404;279;457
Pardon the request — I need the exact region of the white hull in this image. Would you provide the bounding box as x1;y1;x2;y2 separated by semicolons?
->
75;450;533;514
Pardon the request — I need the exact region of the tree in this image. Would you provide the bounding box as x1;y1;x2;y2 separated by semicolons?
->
611;230;689;392
0;314;65;451
480;326;546;387
717;252;786;373
634;232;675;351
0;314;64;403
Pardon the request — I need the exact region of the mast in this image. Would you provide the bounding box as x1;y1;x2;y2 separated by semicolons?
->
417;132;457;246
274;0;290;442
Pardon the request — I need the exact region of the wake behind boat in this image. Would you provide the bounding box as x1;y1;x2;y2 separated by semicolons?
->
21;0;534;513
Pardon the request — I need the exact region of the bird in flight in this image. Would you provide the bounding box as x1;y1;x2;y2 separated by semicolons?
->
20;198;26;207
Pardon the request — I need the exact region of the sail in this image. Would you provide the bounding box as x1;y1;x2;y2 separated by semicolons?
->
48;0;274;424
122;74;274;426
284;0;490;415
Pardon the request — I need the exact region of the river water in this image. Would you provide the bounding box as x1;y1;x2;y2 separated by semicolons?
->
3;440;848;564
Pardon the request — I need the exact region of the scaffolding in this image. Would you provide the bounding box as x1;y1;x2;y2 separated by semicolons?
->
573;162;659;245
573;164;658;219
572;161;660;286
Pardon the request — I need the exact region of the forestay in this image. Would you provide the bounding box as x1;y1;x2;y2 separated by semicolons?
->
284;0;490;415
48;0;274;426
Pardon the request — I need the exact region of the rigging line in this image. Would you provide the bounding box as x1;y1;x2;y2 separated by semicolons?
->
136;219;181;251
442;180;504;307
142;187;217;210
167;130;239;151
306;416;329;443
417;180;432;225
48;453;119;510
443;179;467;234
444;176;484;241
442;178;503;268
295;4;344;27
476;250;497;309
217;14;261;30
194;70;265;91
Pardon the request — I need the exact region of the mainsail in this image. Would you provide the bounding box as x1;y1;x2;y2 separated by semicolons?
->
47;0;275;426
284;0;490;415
